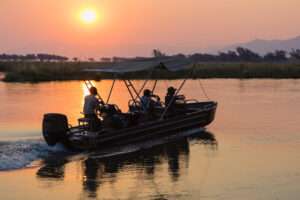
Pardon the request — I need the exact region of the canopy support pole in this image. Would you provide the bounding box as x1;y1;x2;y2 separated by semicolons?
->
152;80;158;94
106;79;116;104
123;80;141;106
134;80;149;101
133;67;156;101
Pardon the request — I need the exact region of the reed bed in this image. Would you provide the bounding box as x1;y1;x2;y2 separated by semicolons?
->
1;61;300;82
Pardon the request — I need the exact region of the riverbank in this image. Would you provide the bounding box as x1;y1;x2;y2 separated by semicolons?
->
1;61;300;82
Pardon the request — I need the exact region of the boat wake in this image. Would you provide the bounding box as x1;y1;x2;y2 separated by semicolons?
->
0;129;216;171
0;139;70;171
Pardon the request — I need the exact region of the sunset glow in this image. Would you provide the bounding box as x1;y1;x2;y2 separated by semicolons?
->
1;0;300;57
80;8;97;24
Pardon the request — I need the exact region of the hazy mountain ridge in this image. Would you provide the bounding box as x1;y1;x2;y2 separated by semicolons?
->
222;35;300;55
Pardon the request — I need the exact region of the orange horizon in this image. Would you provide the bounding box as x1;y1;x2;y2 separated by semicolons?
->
1;0;300;58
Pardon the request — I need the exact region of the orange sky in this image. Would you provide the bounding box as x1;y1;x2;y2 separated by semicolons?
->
1;0;300;58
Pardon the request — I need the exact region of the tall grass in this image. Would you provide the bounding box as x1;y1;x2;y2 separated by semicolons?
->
2;61;104;82
1;61;300;82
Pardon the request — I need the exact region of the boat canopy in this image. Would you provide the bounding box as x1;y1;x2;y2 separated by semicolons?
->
81;56;210;120
83;57;192;73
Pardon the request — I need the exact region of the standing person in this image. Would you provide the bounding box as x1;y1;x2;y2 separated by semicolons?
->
83;86;103;131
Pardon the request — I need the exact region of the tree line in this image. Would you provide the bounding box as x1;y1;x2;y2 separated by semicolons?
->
102;48;300;63
0;53;68;62
156;48;300;62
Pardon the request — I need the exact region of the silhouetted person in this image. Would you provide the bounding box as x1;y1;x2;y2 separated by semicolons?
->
165;86;176;107
141;89;161;111
141;89;152;111
140;89;161;120
165;87;186;115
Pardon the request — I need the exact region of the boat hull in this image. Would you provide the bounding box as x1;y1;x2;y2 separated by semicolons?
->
64;101;217;151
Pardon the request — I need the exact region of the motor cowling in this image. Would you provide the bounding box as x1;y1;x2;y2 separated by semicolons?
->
42;113;69;146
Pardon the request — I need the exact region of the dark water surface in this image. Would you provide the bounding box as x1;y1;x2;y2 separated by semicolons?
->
0;79;300;200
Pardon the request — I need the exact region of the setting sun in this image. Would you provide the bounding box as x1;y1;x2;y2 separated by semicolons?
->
80;8;97;24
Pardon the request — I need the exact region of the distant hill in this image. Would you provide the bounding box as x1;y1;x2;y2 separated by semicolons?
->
222;35;300;55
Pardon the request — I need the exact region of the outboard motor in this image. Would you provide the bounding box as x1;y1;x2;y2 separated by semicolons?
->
42;113;69;146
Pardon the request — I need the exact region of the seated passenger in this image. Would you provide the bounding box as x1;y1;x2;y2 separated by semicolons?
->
141;89;161;112
83;86;103;131
165;86;185;108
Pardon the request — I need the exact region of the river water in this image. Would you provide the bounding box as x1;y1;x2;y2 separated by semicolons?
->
0;79;300;200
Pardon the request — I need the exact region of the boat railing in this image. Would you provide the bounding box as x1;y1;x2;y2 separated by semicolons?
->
184;99;199;104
